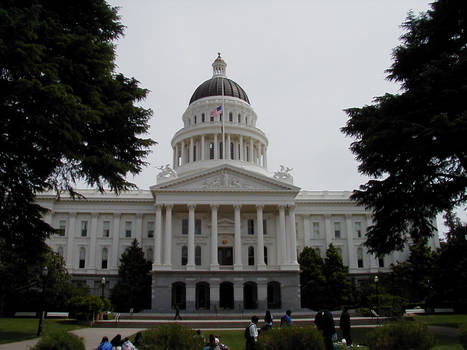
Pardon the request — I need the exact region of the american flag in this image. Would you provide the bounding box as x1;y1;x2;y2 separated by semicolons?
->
210;106;222;117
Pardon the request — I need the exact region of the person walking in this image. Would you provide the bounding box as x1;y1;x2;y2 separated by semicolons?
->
280;310;292;327
98;337;113;350
262;310;273;331
339;306;352;346
245;316;259;350
174;304;182;320
315;310;336;350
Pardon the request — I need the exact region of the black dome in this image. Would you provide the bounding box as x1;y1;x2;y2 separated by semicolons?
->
189;77;250;105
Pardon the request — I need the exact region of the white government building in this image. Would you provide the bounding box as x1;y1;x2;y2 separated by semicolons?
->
38;55;440;312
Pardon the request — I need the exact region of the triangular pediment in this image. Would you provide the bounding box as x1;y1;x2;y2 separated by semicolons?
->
151;164;300;193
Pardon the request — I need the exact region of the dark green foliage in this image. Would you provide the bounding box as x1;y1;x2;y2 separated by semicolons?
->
298;247;326;309
366;321;435;350
367;294;408;317
341;0;467;255
323;244;352;309
111;239;152;312
459;323;467;349
137;324;204;350
67;295;104;321
31;331;85;350
257;326;325;350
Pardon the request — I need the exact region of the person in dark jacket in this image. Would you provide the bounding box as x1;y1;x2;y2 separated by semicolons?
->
314;310;336;350
110;334;122;349
339;306;352;346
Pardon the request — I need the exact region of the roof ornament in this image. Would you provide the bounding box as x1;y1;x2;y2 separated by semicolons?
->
273;165;294;184
156;164;177;184
212;52;227;78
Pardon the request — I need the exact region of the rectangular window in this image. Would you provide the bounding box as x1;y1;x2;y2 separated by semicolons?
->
264;246;268;265
313;222;320;237
125;221;132;238
102;259;108;269
229;112;233;122
182;219;188;235
357;248;364;268
248;219;255;235
263;219;267;235
195;246;201;265
195;219;202;235
81;221;88;237
181;246;187;265
209;143;214;159
147;221;154;238
378;257;385;268
79;259;85;268
334;222;341;239
315;247;321;257
248;247;255;266
238;114;241;123
202;113;205;123
57;220;66;236
358;259;364;268
103;221;110;237
354;222;362;238
218;247;233;265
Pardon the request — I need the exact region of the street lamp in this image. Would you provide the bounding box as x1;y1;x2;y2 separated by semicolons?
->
374;275;380;323
37;266;48;337
100;277;106;300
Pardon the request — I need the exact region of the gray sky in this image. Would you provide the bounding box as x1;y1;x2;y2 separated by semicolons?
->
105;0;465;233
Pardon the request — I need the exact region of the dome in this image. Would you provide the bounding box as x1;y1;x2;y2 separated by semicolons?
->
189;77;250;105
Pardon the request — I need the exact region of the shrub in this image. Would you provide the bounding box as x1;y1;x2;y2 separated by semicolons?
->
459;323;467;349
367;294;408;317
31;332;85;350
257;326;325;350
68;295;104;320
366;320;435;350
138;324;204;350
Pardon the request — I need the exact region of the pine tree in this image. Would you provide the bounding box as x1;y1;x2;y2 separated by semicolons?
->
323;244;352;309
298;247;326;310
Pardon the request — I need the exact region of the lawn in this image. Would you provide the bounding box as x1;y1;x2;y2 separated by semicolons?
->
414;314;467;328
0;318;85;345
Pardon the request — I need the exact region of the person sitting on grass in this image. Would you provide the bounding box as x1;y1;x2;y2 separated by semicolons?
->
98;336;113;350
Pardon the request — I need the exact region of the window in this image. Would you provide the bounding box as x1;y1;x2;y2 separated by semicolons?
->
103;221;110;237
58;246;64;256
183;219;201;235
238;114;241;123
182;219;188;235
102;248;108;269
79;247;86;268
218;247;233;265
378;257;385;268
125;221;132;238
195;219;202;235
357;248;364;268
202;113;205;123
264;246;268;265
229;112;233;122
246;147;249;161
248;219;255;235
354;222;362;238
147;221;154;238
210;115;214;122
194;115;197;124
181;246;188;265
219;113;222;121
195;246;201;265
313;222;320;237
245;117;248;125
248;246;255;266
334;222;341;239
219;142;223;159
193;145;197;161
314;247;321;257
263;219;268;235
57;220;66;236
147;248;153;263
230;142;234;159
336;247;343;257
81;221;88;237
209;142;214;159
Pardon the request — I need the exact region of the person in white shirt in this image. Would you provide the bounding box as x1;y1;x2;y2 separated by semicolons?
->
245;316;259;350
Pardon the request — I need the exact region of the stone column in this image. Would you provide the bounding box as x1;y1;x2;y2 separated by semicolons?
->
154;205;162;267
263;145;268;169
163;205;173;267
234;205;242;270
325;214;332;248
189;137;194;163
257;278;268;310
181;140;185;166
249;138;254;163
89;213;98;270
175;143;179;168
173;144;177;168
239;136;244;161
234;277;244;312
111;213;121;269
185;278;196;312
209;278;220;312
288;205;298;265
66;213;76;268
256;205;266;269
278;205;287;266
346;214;355;268
187;204;196;270
210;205;219;270
136;213;143;243
214;134;218;160
201;135;205;161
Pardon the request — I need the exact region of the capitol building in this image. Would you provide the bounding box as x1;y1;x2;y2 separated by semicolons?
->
37;55;439;312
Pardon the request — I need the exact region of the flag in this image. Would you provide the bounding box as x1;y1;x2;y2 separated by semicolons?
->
210;106;222;117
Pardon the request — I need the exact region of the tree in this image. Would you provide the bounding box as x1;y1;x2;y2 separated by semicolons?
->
341;0;467;255
111;239;152;312
322;244;352;309
298;247;326;310
0;0;154;314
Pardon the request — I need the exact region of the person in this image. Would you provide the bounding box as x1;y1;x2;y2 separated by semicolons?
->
262;310;273;331
133;332;143;347
339;306;352;347
98;336;113;350
205;334;220;350
314;310;336;350
174;304;182;320
280;310;292;327
245;316;259;350
121;337;137;350
110;334;122;350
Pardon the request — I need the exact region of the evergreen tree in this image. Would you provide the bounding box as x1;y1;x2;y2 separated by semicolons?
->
341;0;467;255
323;244;352;309
298;247;326;310
111;239;152;312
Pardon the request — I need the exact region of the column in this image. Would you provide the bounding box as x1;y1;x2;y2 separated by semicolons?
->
257;278;268;310
187;204;195;269
239;136;244;161
136;213;143;243
154;205;162;266
209;278;220;312
256;205;266;269
263;145;268;169
181;140;185;166
89;213;98;269
210;205;219;270
111;213;121;269
201;135;205;161
173;145;177;168
66;213;76;268
249;138;253;163
234;277;244;312
234;205;242;270
346;214;355;268
185;278;196;312
278;205;287;266
304;215;311;247
227;133;231;160
175;143;179;168
214;134;218;160
189;137;194;163
163;205;173;267
288;205;298;265
325;214;332;248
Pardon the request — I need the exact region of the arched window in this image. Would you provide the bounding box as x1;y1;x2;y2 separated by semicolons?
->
172;282;186;310
147;248;153;263
195;246;201;265
181;246;188;265
101;248;108;269
264;246;268;265
248;246;255;266
79;247;86;269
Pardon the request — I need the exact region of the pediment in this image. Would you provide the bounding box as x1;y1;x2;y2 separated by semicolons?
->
151;165;300;193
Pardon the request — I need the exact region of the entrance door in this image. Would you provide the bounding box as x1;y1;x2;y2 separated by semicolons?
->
196;282;210;310
243;282;258;309
171;282;186;310
219;282;234;309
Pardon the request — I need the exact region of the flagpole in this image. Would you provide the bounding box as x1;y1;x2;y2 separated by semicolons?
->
221;76;225;161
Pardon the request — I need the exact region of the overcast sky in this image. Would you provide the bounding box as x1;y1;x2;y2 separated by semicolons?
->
105;0;465;233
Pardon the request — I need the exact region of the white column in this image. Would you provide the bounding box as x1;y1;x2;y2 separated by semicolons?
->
346;214;355;268
263;146;268;169
163;205;173;267
181;140;185;166
304;215;311;247
227;133;231;160
201;135;205;161
256;205;266;269
239;136;244;161
278;205;287;266
187;204;196;269
210;205;219;270
173;145;176;168
89;213;98;269
111;213;121;269
136;213;143;243
249;138;254;163
234;205;242;270
325;214;332;248
189;137;194;163
174;143;179;168
66;213;76;268
154;205;162;266
289;205;298;265
214;134;218;160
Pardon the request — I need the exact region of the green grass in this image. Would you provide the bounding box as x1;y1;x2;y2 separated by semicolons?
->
414;314;467;328
0;318;85;345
